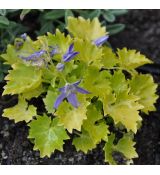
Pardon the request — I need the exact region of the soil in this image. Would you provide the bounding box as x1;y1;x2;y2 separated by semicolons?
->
1;9;160;165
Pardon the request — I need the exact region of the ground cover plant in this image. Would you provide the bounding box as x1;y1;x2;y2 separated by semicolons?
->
0;16;158;165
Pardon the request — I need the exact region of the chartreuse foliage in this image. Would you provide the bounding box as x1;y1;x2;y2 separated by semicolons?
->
28;115;69;157
67;16;107;41
1;16;158;164
3;95;37;123
104;134;138;164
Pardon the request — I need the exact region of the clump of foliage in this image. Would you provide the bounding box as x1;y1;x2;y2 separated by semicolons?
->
0;9;127;83
1;17;158;165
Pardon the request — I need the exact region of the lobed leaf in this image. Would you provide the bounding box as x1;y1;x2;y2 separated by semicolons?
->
47;29;72;55
101;46;118;68
103;91;143;133
109;70;128;94
28;115;69;157
1;44;21;65
82;66;112;99
3;63;42;95
74;38;103;68
43;89;58;113
117;48;152;70
67;16;107;41
73;103;109;153
129;74;158;114
104;134;138;165
72;129;97;153
83;104;109;143
3;96;37;123
55;95;89;133
23;85;45;100
102;71;144;133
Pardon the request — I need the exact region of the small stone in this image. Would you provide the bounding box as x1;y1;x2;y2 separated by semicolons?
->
68;157;74;163
3;131;9;137
35;152;40;157
1;151;8;159
22;157;27;162
4;124;9;130
22;141;28;147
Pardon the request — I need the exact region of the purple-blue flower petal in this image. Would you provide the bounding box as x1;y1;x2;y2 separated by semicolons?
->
50;48;58;57
94;35;109;46
55;80;90;109
59;87;65;93
56;63;65;71
20;50;46;61
72;80;82;86
63;52;79;62
63;43;79;62
67;93;79;108
54;92;66;109
68;43;74;52
76;86;91;94
20;33;27;40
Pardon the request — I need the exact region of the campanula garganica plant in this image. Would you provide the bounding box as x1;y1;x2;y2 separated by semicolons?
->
1;17;158;164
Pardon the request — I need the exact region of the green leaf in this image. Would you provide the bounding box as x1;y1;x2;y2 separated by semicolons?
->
47;29;72;55
74;38;103;68
117;48;152;70
23;85;45;100
1;44;20;65
43;10;65;20
0;9;7;16
129;74;158;114
87;10;101;19
104;134;138;165
28;115;69;158
108;9;128;16
82;66;111;99
72;101;109;154
55;95;89;133
109;70;128;94
107;24;125;35
43;89;58;113
83;104;109;143
102;71;144;133
3;63;42;95
6;9;20;14
67;16;107;41
56;20;65;32
0;16;9;28
101;47;118;68
103;90;143;133
20;9;31;20
65;10;74;24
3;96;37;123
73;129;97;153
37;21;54;35
103;11;115;23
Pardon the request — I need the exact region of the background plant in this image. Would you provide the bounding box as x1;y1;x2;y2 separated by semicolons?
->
1;16;158;165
